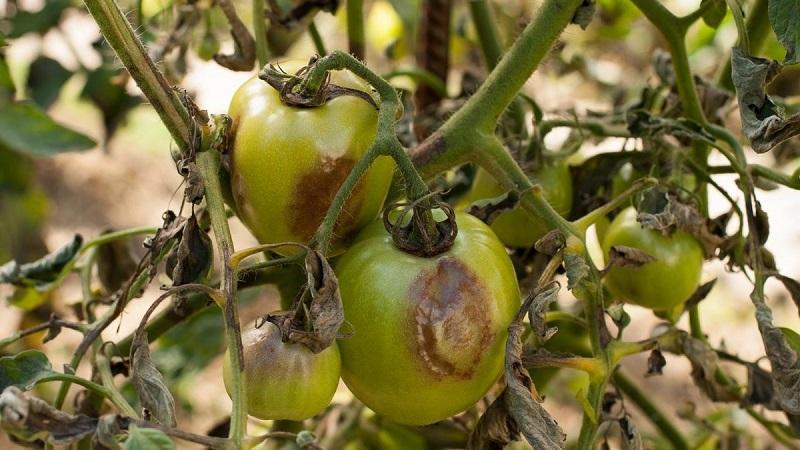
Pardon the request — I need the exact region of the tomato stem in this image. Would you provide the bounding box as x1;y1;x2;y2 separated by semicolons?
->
196;138;248;447
346;0;365;60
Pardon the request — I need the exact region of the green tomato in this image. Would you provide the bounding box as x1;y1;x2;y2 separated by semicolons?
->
335;213;520;425
222;321;341;421
601;207;703;311
228;60;394;253
459;162;573;248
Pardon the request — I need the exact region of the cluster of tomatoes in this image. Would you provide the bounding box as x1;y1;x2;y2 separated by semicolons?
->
221;62;704;425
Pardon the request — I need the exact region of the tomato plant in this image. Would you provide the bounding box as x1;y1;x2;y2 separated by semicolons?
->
335;213;519;425
2;0;800;449
601;207;704;311
223;321;341;421
459;161;573;247
228;60;395;251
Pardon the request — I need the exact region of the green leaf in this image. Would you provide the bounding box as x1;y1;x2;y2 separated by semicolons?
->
701;0;726;28
4;0;71;38
0;101;95;156
0;234;82;287
0;350;58;391
122;426;175;450
768;0;799;64
730;49;800;153
26;57;72;109
81;65;140;145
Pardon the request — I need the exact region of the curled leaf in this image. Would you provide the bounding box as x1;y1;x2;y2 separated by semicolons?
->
606;246;656;270
773;274;800;316
466;191;520;225
637;190;723;257
751;297;800;414
130;332;177;427
94;414;123;450
0;386;97;445
165;215;213;287
564;252;589;291
731;49;800;153
646;348;666;376
468;287;565;450
535;230;566;256
527;282;561;342
268;247;344;353
0;234;83;287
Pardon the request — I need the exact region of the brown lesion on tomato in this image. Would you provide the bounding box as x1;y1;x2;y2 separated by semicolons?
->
288;155;366;242
407;257;495;380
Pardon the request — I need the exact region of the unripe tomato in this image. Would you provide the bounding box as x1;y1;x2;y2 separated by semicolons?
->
222;321;341;421
228;61;394;252
335;213;520;425
459;162;573;248
601;207;703;311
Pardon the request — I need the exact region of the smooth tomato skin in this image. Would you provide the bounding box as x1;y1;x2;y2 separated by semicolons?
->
222;321;341;421
228;61;394;252
335;213;520;425
459;162;573;248
601;207;703;311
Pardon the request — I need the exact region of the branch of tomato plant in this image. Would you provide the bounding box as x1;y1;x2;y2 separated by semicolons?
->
196;135;248;447
346;0;365;60
82;0;193;151
0;317;86;350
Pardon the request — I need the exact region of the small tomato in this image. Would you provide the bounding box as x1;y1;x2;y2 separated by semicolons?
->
223;321;341;421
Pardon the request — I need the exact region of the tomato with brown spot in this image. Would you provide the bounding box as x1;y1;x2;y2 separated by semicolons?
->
334;213;520;425
222;321;341;421
227;60;395;253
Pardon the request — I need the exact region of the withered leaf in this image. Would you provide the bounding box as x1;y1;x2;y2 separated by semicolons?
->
178;161;204;204
662;331;738;402
637;190;723;257
774;274;800;316
683;279;717;310
752;298;800;414
166;215;213;286
606;246;656;269
130;332;177;427
618;416;644;450
0;386;98;445
527;282;561;342
753;201;770;246
467;191;520;225
564;252;590;291
742;362;776;408
268;247;344;353
467;290;565;450
535;230;566;256
94;414;123;450
0;234;83;287
731;49;800;153
646;348;666;376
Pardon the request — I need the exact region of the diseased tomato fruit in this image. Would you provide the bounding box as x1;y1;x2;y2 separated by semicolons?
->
222;321;341;421
601;207;703;311
459;161;573;248
335;213;520;425
228;60;394;252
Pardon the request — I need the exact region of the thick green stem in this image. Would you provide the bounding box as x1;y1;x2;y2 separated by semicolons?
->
346;0;365;59
253;0;269;67
82;0;192;151
196;149;247;446
614;371;690;450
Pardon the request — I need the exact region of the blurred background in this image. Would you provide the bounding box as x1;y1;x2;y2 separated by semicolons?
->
1;0;799;448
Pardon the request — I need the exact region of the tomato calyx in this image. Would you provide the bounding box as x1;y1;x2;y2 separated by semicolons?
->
382;198;458;257
259;61;377;109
